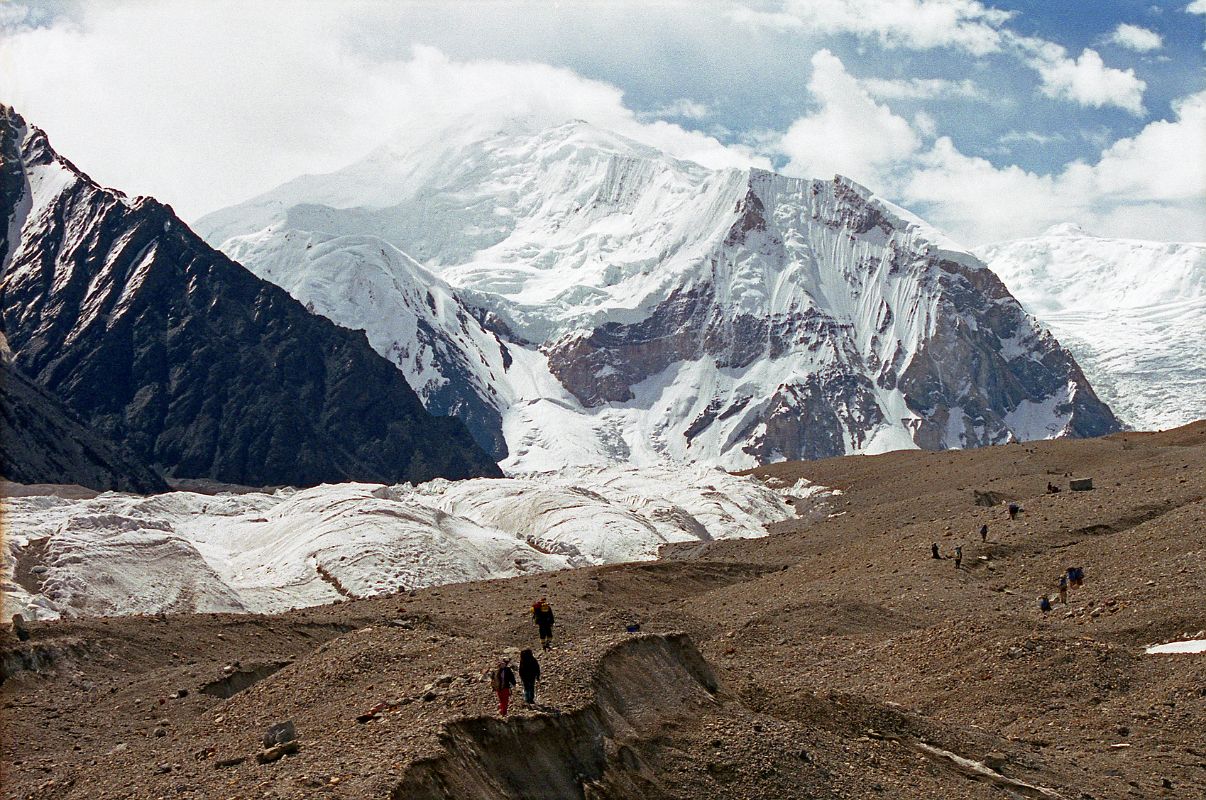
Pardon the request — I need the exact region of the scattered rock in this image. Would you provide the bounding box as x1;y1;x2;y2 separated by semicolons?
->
984;752;1008;771
257;741;300;764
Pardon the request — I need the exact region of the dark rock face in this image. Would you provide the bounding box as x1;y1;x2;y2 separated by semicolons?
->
0;336;168;493
898;259;1119;448
0;107;500;487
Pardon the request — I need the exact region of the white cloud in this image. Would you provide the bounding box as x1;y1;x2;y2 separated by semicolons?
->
997;130;1067;146
729;0;1012;55
1185;1;1206;13
778;50;920;185
0;1;764;219
772;51;1201;244
913;111;938;137
903;90;1206;243
724;6;806;31
2;1;1197;247
731;2;1150;114
1107;23;1163;52
643;98;711;120
861;76;983;99
1021;42;1147;115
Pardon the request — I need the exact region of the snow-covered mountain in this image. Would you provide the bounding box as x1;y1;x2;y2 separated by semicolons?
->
2;466;803;619
198;119;1120;470
976;224;1205;431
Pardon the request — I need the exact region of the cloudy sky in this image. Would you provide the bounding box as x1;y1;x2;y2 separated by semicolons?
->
2;0;1204;245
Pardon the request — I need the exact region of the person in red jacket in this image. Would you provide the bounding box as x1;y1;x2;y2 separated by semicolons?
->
487;658;517;716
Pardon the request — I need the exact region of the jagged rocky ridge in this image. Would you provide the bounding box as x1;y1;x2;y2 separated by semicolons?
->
0;107;500;487
201;120;1119;470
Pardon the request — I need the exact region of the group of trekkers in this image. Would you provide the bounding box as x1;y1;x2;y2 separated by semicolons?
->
485;597;556;716
928;490;1090;616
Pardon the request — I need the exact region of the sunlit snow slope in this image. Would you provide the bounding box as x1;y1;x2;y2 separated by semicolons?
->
199;120;1119;470
2;466;799;619
976;225;1206;431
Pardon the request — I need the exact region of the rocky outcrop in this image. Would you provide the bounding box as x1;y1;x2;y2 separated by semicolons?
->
0;107;500;486
899;258;1118;447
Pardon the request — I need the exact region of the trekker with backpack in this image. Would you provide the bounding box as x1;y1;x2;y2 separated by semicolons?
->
931;542;941;560
979;524;988;542
1058;574;1068;604
954;545;963;569
488;658;517;716
532;597;555;650
518;648;541;705
1039;595;1052;614
1008;502;1021;521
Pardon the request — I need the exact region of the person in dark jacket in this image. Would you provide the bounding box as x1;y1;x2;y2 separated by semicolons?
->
532;597;555;650
487;658;517;716
954;544;963;569
979;524;988;542
931;542;941;559
518;648;541;705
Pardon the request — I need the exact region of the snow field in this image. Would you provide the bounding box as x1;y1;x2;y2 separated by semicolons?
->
976;226;1206;431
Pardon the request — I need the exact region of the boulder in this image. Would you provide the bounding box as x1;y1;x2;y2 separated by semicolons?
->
262;720;296;749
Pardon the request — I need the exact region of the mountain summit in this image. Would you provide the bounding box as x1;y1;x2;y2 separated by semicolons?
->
199;120;1120;470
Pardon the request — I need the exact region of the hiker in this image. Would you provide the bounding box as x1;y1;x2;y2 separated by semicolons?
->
518;648;541;705
931;542;941;560
1008;502;1021;521
487;658;517;716
1047;482;1061;494
1069;566;1084;588
1039;595;1052;614
1057;573;1068;604
532;597;555;650
979;524;988;543
954;545;963;570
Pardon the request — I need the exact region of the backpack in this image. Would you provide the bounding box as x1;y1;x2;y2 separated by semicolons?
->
489;669;502;691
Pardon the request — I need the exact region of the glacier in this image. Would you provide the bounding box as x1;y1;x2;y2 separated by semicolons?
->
1;466;804;620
